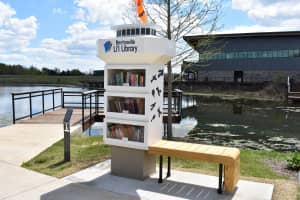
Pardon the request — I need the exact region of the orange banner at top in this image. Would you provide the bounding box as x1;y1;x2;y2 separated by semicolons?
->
134;0;147;24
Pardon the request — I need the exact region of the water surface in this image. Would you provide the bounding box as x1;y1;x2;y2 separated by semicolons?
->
1;86;300;151
180;96;300;151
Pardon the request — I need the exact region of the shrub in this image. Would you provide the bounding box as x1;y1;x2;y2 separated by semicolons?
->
287;153;300;171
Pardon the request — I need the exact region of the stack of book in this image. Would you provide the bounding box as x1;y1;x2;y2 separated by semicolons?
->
107;124;144;142
108;97;145;115
110;70;145;87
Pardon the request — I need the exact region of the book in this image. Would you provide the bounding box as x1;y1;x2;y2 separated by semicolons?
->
135;74;139;86
139;75;144;86
136;98;145;114
130;73;135;86
126;71;130;84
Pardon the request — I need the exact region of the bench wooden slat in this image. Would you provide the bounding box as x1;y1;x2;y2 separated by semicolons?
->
148;140;240;192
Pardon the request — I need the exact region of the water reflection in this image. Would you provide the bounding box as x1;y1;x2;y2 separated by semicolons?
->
83;122;103;136
181;96;300;151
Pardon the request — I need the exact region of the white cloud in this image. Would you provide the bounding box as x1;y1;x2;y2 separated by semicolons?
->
74;0;132;25
41;22;114;56
0;0;115;71
1;20;114;71
0;1;15;26
218;0;300;34
232;0;300;29
52;8;67;15
0;1;37;53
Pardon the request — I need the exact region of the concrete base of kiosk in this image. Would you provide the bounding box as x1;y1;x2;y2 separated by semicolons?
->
111;146;156;180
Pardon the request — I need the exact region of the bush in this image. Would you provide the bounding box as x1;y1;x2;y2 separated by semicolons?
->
287;153;300;171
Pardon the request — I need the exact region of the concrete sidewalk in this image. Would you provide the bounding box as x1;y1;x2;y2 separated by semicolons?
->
0;124;134;200
0;124;63;165
55;160;274;200
0;124;64;200
0;159;274;200
0;123;274;200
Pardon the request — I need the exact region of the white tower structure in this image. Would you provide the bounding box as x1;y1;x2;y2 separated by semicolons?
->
97;24;175;179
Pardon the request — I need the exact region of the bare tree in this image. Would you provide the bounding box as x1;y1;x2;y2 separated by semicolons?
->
125;0;222;137
145;0;222;139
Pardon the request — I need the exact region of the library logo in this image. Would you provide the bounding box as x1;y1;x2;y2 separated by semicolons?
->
104;41;112;53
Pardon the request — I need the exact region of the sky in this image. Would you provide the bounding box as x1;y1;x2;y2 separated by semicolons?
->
0;0;300;72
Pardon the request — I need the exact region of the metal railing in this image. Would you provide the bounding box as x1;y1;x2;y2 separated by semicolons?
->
62;89;104;129
12;88;182;130
287;76;300;94
163;89;183;116
12;88;63;124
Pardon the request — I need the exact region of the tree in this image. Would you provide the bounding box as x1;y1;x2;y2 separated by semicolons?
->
145;0;221;138
126;0;221;137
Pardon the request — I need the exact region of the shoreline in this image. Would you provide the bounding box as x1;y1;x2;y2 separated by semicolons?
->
183;91;284;103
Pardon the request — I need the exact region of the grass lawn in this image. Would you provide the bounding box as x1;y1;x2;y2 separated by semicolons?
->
169;149;290;179
22;135;298;199
22;135;290;179
22;135;110;178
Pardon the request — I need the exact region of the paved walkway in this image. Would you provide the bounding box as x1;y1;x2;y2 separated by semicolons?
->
48;160;274;200
0;123;70;200
0;123;274;200
0;124;64;165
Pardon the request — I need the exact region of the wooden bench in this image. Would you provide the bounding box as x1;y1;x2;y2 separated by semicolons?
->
148;140;240;193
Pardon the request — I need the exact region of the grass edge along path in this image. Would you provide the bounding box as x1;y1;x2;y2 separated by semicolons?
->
22;135;110;178
22;135;298;199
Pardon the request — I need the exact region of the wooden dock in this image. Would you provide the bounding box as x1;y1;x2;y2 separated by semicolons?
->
18;109;101;127
12;88;183;132
17;108;179;131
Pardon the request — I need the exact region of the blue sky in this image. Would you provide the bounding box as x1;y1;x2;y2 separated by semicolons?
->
0;0;299;71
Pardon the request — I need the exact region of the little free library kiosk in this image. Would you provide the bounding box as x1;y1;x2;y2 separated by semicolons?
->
97;23;176;180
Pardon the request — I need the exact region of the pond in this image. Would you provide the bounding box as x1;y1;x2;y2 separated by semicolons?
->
1;86;300;152
180;96;300;152
0;86;83;127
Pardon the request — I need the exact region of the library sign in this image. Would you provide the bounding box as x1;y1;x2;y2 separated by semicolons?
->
104;39;138;54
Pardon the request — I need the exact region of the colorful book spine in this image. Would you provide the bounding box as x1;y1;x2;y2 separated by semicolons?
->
139;75;144;86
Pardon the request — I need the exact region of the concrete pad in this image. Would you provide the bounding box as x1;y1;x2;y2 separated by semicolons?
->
40;182;139;200
0;161;57;199
0;124;63;165
62;160;274;200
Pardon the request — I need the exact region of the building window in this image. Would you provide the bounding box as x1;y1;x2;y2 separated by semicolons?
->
117;30;121;37
199;49;300;61
126;29;131;36
289;49;294;57
268;51;272;58
131;29;136;36
151;29;156;36
122;29;126;36
136;28;140;35
141;28;146;35
146;28;150;35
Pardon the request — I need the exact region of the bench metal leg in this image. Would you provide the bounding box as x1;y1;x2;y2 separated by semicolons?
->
158;155;163;183
167;156;171;177
218;163;224;194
